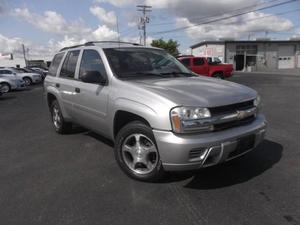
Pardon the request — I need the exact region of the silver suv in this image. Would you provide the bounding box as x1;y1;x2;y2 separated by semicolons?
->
44;41;266;181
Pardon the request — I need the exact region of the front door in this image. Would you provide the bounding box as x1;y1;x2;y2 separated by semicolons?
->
192;58;208;75
71;49;110;134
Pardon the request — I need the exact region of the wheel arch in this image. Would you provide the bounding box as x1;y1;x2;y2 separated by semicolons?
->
113;110;151;138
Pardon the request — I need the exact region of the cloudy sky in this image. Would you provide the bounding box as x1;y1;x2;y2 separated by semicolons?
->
0;0;300;61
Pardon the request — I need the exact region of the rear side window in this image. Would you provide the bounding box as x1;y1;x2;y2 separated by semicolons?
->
0;70;12;74
193;58;205;66
181;58;190;67
48;53;64;77
79;49;107;79
60;50;80;79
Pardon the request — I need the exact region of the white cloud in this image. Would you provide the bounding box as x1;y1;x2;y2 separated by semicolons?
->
94;0;138;7
145;0;294;41
175;11;293;41
90;6;117;27
13;8;91;35
0;33;23;55
0;33;56;61
146;0;261;20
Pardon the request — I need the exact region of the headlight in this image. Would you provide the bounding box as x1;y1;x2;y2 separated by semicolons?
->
170;107;213;133
254;95;261;109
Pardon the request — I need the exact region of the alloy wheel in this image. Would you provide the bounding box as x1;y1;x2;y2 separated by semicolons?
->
121;133;159;175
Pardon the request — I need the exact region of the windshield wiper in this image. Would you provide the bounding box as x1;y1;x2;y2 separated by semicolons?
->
120;72;167;78
160;72;195;77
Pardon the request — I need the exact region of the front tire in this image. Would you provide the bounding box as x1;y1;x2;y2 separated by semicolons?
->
114;121;165;182
23;77;32;86
0;82;11;93
50;100;72;134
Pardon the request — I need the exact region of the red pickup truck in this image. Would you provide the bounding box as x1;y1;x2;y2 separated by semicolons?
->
178;56;234;79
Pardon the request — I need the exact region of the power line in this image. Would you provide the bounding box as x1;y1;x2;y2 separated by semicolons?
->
149;0;299;35
150;8;300;41
137;5;152;45
149;0;282;27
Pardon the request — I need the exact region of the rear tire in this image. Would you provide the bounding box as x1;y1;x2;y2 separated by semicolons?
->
114;121;165;182
213;72;224;79
23;77;32;86
50;100;72;134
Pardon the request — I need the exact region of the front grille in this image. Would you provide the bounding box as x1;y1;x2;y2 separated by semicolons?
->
213;115;255;131
210;100;254;116
209;100;256;132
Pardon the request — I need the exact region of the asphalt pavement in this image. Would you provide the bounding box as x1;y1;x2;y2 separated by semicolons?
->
0;73;299;225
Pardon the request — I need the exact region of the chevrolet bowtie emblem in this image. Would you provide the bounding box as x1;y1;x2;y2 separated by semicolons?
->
236;110;247;120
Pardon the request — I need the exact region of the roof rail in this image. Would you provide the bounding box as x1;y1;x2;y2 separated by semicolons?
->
84;41;141;46
59;41;141;52
59;44;85;52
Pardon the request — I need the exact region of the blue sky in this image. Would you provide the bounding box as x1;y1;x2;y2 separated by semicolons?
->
0;0;300;59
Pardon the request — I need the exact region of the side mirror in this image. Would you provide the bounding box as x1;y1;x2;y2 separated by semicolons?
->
13;73;17;75
81;71;106;85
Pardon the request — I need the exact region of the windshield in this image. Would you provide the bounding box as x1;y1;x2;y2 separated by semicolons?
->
103;48;193;79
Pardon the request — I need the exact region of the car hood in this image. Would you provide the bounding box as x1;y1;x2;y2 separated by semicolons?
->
18;72;39;76
129;76;257;107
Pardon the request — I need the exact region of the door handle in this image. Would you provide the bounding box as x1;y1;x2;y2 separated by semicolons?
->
55;83;60;88
75;87;80;93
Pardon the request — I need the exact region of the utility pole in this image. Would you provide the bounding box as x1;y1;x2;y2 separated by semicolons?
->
116;15;121;46
137;5;152;46
22;44;28;67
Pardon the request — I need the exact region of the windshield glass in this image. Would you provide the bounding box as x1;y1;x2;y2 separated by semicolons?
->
103;48;193;79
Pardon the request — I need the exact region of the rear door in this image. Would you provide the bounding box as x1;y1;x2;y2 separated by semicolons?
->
192;57;208;75
56;50;81;117
71;48;110;134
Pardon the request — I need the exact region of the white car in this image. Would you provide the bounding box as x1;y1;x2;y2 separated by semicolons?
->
0;75;26;93
0;68;42;86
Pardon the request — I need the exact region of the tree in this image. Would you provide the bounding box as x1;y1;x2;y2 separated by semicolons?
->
151;39;180;57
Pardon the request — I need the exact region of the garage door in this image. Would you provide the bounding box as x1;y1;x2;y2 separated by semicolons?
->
278;45;295;69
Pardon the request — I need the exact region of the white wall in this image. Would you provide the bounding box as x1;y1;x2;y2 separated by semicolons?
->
0;58;26;67
192;44;225;61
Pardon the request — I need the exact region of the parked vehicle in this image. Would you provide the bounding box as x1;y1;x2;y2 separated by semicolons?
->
28;67;48;79
0;83;3;96
44;41;266;181
178;56;234;79
0;75;26;92
0;68;42;86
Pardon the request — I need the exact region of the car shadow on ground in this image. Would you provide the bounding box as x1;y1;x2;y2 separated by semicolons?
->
85;131;114;147
0;95;16;101
163;139;283;189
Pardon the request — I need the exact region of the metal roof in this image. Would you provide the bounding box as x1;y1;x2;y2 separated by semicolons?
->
190;39;300;49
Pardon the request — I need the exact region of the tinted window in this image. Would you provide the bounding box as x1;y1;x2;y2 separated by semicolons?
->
48;53;65;77
79;50;107;79
60;50;80;79
181;58;190;67
0;70;12;74
193;58;204;66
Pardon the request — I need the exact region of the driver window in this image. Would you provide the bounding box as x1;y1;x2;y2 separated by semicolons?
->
79;49;107;80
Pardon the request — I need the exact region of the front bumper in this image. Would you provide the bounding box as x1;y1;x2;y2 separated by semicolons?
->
153;114;266;171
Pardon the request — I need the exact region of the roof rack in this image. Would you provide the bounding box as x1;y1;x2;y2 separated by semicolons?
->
59;41;141;52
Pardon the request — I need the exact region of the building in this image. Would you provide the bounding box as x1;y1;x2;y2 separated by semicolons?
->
190;39;300;73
